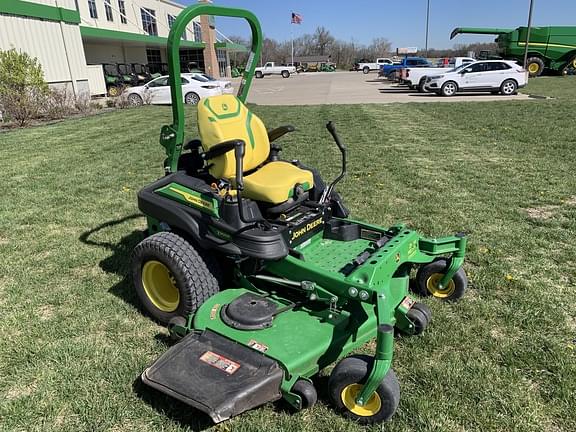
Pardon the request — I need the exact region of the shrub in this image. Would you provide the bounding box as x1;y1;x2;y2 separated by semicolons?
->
44;87;74;120
0;49;49;126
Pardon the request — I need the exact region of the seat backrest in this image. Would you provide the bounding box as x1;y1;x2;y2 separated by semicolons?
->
197;94;269;180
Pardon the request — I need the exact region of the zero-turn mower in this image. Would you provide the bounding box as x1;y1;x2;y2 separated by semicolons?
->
132;4;468;425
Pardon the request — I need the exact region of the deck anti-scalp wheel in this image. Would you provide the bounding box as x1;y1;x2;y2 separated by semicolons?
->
328;355;400;425
291;380;317;409
407;302;432;335
132;232;220;325
414;258;467;301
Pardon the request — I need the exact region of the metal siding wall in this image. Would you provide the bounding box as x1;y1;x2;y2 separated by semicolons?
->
60;22;89;81
0;15;88;84
0;14;70;83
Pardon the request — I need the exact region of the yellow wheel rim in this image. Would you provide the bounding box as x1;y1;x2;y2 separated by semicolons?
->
340;384;382;417
141;260;180;312
572;58;576;68
426;273;456;299
528;63;540;74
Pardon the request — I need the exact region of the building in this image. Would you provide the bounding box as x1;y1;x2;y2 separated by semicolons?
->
0;0;243;96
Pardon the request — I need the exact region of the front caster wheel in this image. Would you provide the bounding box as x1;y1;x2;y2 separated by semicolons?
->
414;258;467;301
407;302;432;335
328;355;400;425
291;380;317;409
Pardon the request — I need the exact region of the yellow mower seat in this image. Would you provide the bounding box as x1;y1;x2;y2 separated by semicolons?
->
243;161;313;204
197;94;313;205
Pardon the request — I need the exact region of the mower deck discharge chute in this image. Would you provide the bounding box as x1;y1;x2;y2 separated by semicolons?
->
133;4;468;425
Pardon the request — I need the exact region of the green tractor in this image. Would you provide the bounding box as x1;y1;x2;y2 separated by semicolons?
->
102;63;123;97
452;26;576;77
131;63;153;85
132;4;469;425
117;63;138;86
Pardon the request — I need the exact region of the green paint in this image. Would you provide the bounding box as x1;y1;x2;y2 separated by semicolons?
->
452;26;576;73
0;0;80;24
245;111;255;149
203;97;242;120
79;27;205;49
161;4;263;173
155;182;219;217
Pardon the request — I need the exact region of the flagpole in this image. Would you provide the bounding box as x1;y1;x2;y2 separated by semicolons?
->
291;24;294;65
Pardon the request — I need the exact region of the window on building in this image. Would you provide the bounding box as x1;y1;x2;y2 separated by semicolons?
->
146;49;163;74
88;0;97;19
193;21;202;42
179;49;204;73
118;0;127;24
104;0;113;22
217;48;227;77
141;8;157;36
168;14;187;40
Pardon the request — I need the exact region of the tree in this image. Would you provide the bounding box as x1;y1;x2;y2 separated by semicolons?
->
314;26;335;56
0;49;48;126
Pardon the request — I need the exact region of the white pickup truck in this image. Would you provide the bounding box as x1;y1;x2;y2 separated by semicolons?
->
254;62;296;78
358;58;394;74
400;57;475;91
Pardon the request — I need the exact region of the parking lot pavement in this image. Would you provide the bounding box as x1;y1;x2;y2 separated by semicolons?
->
236;71;530;105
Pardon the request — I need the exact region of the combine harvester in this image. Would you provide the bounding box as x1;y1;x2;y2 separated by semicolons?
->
451;26;576;76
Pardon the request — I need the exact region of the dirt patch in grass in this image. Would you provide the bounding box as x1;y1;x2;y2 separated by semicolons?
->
525;206;558;220
5;382;37;401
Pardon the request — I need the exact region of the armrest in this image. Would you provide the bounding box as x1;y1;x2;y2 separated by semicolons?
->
267;125;295;142
201;139;244;160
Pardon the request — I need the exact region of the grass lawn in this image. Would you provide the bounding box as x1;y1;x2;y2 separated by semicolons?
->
1;76;575;432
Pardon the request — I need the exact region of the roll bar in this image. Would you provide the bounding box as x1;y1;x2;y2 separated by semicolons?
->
160;4;263;174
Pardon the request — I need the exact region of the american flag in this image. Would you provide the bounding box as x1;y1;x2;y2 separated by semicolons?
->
291;12;302;24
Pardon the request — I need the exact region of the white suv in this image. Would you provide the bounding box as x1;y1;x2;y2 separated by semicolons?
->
425;60;527;96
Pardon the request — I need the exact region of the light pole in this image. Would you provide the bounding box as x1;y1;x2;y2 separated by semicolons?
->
523;0;535;69
425;0;431;57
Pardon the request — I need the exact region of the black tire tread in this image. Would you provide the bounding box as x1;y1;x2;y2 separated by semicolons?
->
328;355;400;424
132;231;220;324
414;258;467;301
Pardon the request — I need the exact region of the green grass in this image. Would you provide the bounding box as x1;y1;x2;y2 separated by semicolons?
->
1;76;575;432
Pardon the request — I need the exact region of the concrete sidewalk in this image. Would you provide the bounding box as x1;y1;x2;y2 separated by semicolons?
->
234;71;530;105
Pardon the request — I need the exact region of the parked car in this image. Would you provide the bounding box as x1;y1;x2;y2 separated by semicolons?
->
254;62;296;78
184;73;234;94
379;57;432;81
125;74;224;106
400;57;475;92
357;58;394;74
424;60;527;96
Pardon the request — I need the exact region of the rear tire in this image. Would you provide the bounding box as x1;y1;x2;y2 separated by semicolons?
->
500;79;517;96
255;71;263;79
132;232;220;325
527;57;545;77
281;70;290;78
441;81;458;96
418;78;426;92
363;66;370;74
184;92;200;105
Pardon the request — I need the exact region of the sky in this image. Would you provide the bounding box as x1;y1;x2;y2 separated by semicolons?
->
181;0;576;49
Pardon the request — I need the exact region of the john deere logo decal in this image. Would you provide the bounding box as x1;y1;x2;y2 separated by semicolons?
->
222;103;229;111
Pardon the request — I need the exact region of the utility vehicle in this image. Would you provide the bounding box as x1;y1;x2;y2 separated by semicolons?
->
132;4;469;425
254;62;296;78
